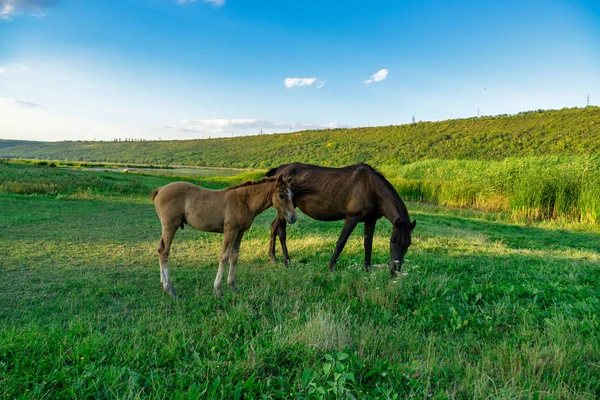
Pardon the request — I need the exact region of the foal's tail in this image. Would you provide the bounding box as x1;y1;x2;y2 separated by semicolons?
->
150;188;160;202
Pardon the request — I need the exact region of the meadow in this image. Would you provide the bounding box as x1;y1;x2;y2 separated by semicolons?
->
1;107;599;226
384;155;600;224
1;162;599;398
1;107;598;168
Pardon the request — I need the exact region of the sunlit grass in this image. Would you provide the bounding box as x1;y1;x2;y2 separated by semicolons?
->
1;162;599;398
382;155;600;224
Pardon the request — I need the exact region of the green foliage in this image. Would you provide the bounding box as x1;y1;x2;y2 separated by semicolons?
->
0;139;42;150
1;107;599;168
383;156;600;223
0;163;262;200
1;165;599;398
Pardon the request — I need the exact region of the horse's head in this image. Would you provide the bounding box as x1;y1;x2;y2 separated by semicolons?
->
390;218;416;274
273;175;297;224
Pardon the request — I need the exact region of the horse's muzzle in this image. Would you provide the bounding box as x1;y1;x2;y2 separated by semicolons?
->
286;213;297;224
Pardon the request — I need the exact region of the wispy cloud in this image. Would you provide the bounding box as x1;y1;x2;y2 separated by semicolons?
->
166;118;349;137
0;0;60;19
175;0;225;6
0;97;41;108
284;77;317;88
364;69;389;84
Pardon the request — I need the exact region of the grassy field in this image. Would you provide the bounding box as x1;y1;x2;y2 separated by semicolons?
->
1;163;599;398
383;156;600;224
2;107;599;226
1;107;599;168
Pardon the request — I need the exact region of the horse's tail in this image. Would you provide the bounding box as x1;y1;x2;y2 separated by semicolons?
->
265;167;279;177
150;188;160;202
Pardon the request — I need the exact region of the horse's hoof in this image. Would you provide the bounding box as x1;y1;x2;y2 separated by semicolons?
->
228;284;238;293
269;256;278;264
163;285;177;298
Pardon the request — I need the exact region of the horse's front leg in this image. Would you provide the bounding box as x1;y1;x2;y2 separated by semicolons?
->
363;220;376;272
277;219;290;267
328;216;361;271
268;217;279;263
214;229;237;297
227;231;245;292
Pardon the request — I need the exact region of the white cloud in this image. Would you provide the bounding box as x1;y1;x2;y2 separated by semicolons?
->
0;0;59;19
1;4;14;18
175;0;225;6
0;97;41;108
364;69;389;84
0;67;5;74
284;77;317;88
167;118;349;137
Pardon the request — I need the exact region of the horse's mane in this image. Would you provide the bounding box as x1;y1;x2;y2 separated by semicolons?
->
265;167;280;177
361;163;411;221
359;163;398;196
225;176;278;191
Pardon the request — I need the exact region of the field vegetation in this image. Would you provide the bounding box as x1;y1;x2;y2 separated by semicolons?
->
1;162;599;398
2;107;599;225
384;156;600;224
1;107;598;168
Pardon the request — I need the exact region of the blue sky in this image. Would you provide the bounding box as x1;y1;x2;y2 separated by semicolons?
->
1;0;599;141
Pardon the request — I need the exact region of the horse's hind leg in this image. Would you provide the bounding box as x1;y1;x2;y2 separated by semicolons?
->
158;224;178;298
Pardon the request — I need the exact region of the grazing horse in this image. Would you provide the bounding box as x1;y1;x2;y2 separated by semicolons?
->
266;163;416;275
152;175;297;297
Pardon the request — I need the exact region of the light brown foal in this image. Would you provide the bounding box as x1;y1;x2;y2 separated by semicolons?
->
152;175;296;297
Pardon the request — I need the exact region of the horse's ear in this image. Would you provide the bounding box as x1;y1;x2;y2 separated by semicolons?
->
411;219;417;231
394;218;402;229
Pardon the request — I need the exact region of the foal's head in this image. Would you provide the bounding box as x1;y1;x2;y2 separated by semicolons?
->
272;175;297;224
390;218;416;274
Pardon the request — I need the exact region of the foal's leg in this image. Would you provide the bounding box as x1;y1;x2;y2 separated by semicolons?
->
363;220;377;272
214;229;237;297
328;216;361;271
227;231;245;292
157;225;178;298
268;217;279;263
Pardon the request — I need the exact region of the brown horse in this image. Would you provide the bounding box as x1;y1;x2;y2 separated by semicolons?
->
266;163;415;275
152;175;297;297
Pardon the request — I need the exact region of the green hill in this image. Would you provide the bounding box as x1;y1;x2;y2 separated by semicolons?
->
1;107;599;168
0;139;42;150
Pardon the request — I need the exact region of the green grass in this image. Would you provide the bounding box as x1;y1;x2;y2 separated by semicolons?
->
1;107;599;168
382;155;600;224
1;163;599;398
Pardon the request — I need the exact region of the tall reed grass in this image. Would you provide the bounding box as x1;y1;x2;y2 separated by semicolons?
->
382;156;600;223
